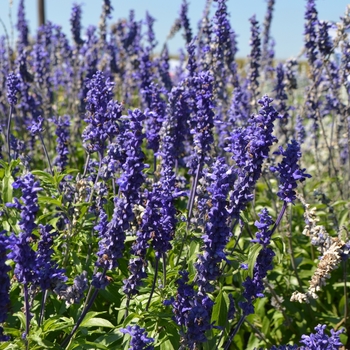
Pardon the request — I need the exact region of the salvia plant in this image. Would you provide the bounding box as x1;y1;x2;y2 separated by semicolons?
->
0;0;350;349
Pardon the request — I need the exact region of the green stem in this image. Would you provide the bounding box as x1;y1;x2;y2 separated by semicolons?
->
38;289;48;327
23;283;30;350
38;132;53;175
146;257;159;311
7;104;13;161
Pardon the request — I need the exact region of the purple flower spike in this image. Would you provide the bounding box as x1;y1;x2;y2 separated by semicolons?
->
248;15;261;100
8;173;42;236
6;72;20;105
16;0;29;48
34;225;67;291
120;325;154;350
28;116;44;136
195;158;235;292
7;173;42;285
53;115;70;171
304;0;319;66
226;95;278;219
239;208;275;316
70;3;83;45
179;0;192;45
83;71;122;155
300;324;344;350
165;270;214;349
270;139;311;204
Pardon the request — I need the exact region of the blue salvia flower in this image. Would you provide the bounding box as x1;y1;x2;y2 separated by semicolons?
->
144;83;167;154
226;95;278;219
162;82;191;168
136;49;154;108
261;0;275;75
145;11;157;50
317;20;333;58
8;173;42;236
0;230;11;342
212;0;237;76
179;0;192;45
6;72;20;105
82;71;122;156
227;293;236;320
195;158;235;293
295;115;306;145
247;15;261;103
122;257;148;297
228;86;250;129
99;0;113;45
239;208;275;315
123;187;160;297
28;115;44;136
78;26;99;111
34;224;67;291
273;63;289;121
120;325;154;350
304;0;319;68
70;3;83;46
152;180;177;258
56;271;88;307
164;270;214;349
101;143;123;180
52;115;70;171
196;2;213;65
16;51;40;125
321;60;342;117
156;137;179;254
157;45;173;91
31;33;51;90
172;49;187;84
95;197;131;271
187;71;215;175
120;10;139;52
7;173;42;284
186;39;197;78
117;109;147;209
270;139;311;204
300;324;344;349
16;0;29;49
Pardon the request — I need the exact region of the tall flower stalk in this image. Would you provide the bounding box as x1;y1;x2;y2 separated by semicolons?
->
6;72;20;160
6;173;42;343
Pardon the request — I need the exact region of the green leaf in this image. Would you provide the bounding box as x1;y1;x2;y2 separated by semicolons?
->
80;317;114;329
2;327;21;338
160;339;175;350
29;333;60;349
31;170;55;185
80;311;109;328
211;291;228;330
42;316;74;333
94;332;122;346
2;170;14;204
38;196;63;208
73;338;110;349
247;244;263;278
13;312;26;330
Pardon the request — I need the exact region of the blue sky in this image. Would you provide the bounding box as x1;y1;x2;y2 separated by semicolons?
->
0;0;349;59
